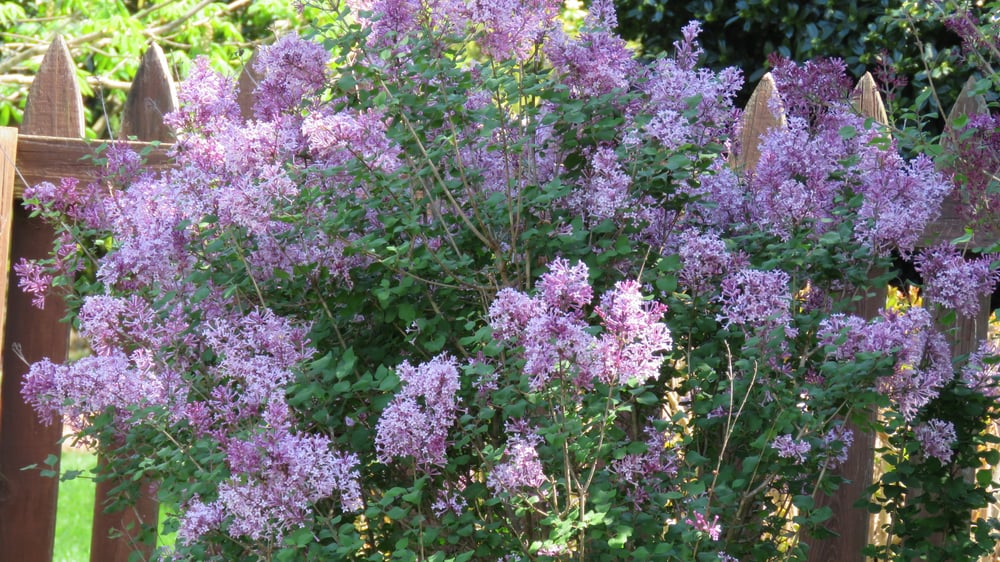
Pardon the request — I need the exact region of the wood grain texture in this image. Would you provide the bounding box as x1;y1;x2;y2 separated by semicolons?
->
120;43;177;142
0;36;81;562
14;135;173;197
20;36;84;138
850;72;889;127
0;128;17;346
736;72;785;171
237;49;262;121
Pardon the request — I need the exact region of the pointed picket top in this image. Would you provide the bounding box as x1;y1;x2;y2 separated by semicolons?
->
945;75;989;138
237;48;263;121
923;75;994;248
21;35;84;138
736;72;786;171
850;72;889;126
120;43;178;142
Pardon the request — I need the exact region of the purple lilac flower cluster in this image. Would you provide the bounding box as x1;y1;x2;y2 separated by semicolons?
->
178;427;362;543
564;145;632;223
771;434;811;464
767;56;852;123
595;279;673;385
639;21;743;149
818;307;952;420
683;58;953;258
963;339;1000;396
685;511;722;541
176;310;361;542
676;228;743;294
375;354;460;470
545;0;637;97
487;423;547;495
944;9;1000;63
610;425;679;506
718;268;796;338
913;418;957;464
821;425;855;470
347;0;560;61
488;258;672;390
21;352;171;431
13;258;52;309
915;243;999;317
947;113;1000;232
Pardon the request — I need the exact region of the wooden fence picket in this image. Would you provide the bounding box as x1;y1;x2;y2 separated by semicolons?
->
237;49;263;121
119;43;177;143
0;35;79;562
88;42;179;562
736;72;785;171
799;73;890;562
0;127;16;345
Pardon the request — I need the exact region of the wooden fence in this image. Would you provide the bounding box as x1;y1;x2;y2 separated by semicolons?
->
0;36;994;562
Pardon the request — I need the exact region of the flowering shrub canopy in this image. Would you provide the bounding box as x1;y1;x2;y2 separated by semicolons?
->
17;0;1000;560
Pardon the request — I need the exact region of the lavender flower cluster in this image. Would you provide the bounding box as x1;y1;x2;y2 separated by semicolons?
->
375;354;460;471
819;307;953;420
488;258;672;390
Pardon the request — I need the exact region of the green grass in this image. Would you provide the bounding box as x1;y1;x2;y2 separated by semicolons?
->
54;449;176;561
54;449;97;562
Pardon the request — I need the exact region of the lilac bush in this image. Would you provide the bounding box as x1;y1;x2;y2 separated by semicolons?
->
16;0;1000;560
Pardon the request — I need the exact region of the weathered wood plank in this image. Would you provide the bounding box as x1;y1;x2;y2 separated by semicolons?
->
0;128;17;349
850;72;889;127
20;36;84;138
120;43;177;143
237;48;262;121
0;35;83;562
94;43;172;562
736;72;786;171
920;76;997;249
14;135;173;197
806;73;891;562
91;461;160;562
946;76;989;131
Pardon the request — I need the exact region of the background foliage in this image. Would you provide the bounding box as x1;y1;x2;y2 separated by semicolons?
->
612;0;989;114
0;0;319;137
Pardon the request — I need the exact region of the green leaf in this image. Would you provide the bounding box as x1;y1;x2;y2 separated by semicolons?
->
838;125;857;140
951;227;973;245
964;469;991;494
